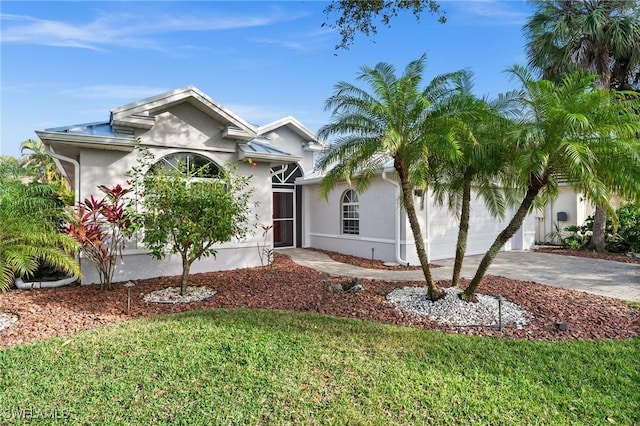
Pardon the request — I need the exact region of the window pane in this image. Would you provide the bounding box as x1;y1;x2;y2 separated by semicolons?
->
152;153;220;178
274;192;293;219
273;220;294;247
341;190;359;235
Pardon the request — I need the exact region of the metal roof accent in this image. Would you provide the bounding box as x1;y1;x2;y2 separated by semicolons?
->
45;121;134;138
237;140;302;163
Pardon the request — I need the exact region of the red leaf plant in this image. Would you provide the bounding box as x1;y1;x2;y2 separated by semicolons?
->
64;184;133;290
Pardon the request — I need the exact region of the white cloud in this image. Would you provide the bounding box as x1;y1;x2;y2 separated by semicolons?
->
0;7;308;51
449;0;530;26
251;37;307;52
250;25;336;52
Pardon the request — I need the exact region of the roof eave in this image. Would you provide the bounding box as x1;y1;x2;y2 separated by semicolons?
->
303;143;327;152
36;131;136;152
237;150;302;164
224;127;257;141
258;116;326;145
111;114;155;130
295;176;324;185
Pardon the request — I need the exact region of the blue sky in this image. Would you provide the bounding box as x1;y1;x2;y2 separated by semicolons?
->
1;1;534;158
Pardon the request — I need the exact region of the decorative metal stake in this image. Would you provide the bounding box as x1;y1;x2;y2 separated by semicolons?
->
497;296;504;331
321;277;329;307
124;281;135;315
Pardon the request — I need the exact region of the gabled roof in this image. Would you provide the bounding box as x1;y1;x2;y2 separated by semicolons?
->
257;116;327;152
110;86;258;140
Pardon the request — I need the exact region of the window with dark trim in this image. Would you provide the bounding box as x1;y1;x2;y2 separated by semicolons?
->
341;189;359;235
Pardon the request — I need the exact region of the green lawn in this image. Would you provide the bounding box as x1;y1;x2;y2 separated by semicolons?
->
1;309;638;425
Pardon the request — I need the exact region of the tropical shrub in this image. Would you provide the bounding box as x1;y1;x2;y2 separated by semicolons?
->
64;184;132;290
0;180;80;291
20;139;74;205
615;204;640;253
561;225;590;250
558;204;640;253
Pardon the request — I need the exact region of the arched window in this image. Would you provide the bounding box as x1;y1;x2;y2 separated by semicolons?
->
151;152;220;178
271;163;302;189
341;189;359;235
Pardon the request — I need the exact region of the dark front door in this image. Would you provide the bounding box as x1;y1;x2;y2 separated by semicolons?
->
273;190;294;247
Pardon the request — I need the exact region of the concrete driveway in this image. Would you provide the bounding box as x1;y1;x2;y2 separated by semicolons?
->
432;251;640;303
283;249;640;303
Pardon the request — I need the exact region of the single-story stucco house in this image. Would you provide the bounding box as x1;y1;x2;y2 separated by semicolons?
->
37;86;535;284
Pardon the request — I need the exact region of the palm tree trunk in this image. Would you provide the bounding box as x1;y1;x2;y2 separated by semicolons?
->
462;172;548;302
452;173;473;287
590;205;607;252
396;162;444;301
588;68;612;253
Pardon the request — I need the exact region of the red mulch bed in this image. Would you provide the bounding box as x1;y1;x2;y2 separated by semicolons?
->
309;248;430;270
1;254;638;348
535;246;640;265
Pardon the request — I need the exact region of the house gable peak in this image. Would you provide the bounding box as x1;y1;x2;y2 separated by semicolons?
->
110;86;257;140
257;116;327;151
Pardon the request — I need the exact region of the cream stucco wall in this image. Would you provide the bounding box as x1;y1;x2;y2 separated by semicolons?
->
536;185;595;244
142;104;230;151
77;104;275;284
304;177;398;261
79;160;271;284
260;126;316;174
303;177;536;265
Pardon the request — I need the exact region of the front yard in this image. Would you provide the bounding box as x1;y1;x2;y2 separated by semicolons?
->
1;253;639;424
1;308;638;425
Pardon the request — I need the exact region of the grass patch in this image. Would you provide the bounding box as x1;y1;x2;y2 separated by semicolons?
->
626;300;640;309
1;309;638;425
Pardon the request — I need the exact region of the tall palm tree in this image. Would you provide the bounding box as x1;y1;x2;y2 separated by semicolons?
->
21;138;74;205
463;66;640;301
0;180;80;291
524;0;640;251
428;74;519;287
317;55;467;301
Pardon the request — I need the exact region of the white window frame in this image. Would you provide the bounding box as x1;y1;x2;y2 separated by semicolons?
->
341;189;359;235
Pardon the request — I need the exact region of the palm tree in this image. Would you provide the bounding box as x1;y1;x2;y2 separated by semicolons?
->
0;180;80;291
524;0;640;251
428;74;518;287
463;66;640;301
0;156;27;181
317;55;467;301
21;139;74;205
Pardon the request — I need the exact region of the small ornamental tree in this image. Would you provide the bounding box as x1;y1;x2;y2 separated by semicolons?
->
128;147;255;295
64;184;132;290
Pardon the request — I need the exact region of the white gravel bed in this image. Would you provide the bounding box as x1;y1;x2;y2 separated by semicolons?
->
144;286;216;304
387;287;532;328
0;312;18;332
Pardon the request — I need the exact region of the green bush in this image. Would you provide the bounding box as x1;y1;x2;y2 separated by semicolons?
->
616;204;640;253
576;204;640;253
560;225;589;249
